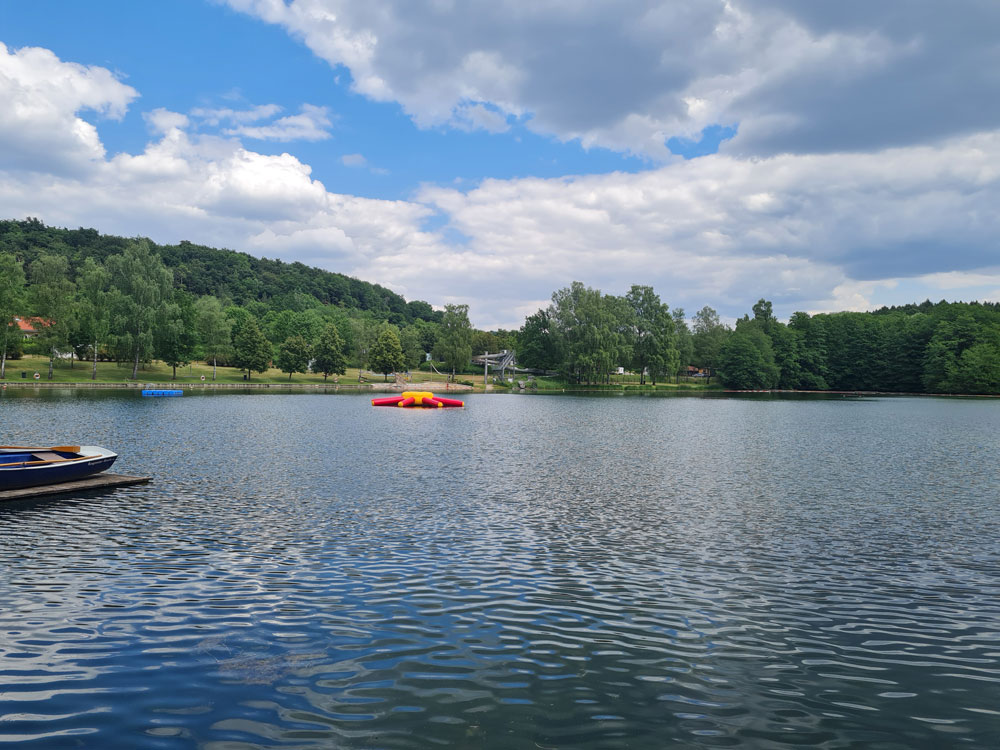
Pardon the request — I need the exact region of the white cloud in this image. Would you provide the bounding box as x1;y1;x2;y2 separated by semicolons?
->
222;0;1000;159
341;153;367;168
413;131;1000;323
6;124;1000;329
190;103;283;126
341;152;389;175
451;102;510;134
3;41;1000;330
0;42;138;174
145;108;190;135
917;271;1000;291
223;104;333;142
0;45;433;276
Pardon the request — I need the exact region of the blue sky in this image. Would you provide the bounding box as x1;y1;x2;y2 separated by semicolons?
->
0;1;650;202
2;1;999;329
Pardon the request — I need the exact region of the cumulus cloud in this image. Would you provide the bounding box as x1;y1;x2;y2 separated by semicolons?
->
0;46;435;279
3;40;1000;330
145;108;190;134
223;0;1000;159
5;124;1000;328
413;131;1000;321
0;42;138;174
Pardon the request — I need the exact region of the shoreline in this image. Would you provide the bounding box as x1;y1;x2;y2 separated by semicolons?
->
0;381;995;398
0;380;475;392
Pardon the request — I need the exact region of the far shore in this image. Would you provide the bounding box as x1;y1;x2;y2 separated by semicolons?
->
0;379;474;392
1;379;994;398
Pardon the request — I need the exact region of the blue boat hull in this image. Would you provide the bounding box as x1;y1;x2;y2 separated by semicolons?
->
0;449;118;491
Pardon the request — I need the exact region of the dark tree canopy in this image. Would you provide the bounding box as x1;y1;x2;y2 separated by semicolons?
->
0;219;441;325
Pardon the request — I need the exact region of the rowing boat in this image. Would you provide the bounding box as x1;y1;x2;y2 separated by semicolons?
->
0;446;118;491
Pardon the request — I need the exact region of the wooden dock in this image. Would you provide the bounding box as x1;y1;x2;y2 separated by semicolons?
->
0;473;151;502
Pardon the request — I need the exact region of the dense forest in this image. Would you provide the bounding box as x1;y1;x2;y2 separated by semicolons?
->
0;218;440;324
0;219;516;382
1;219;998;394
516;284;1000;394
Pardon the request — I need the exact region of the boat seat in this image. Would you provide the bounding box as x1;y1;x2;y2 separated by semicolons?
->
31;451;65;462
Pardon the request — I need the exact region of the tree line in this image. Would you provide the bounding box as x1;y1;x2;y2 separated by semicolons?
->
2;219;998;394
0;240;491;383
515;283;1000;394
516;282;688;384
714;298;1000;394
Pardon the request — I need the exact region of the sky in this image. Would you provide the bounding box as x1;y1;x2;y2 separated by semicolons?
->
1;1;999;330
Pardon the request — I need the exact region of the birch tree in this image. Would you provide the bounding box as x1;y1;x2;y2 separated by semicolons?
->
0;253;26;379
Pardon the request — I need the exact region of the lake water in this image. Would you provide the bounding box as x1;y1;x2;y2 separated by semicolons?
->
1;390;998;748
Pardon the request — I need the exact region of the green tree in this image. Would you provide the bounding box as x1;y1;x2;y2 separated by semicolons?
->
411;318;439;355
194;295;232;381
294;309;325;344
399;324;425;369
647;325;680;385
923;314;981;392
752;298;775;332
406;299;439;322
549;282;622;384
369;325;405;381
29;254;75;380
312;323;347;382
76;257;111;380
264;309;298;351
717;325;779;389
350;316;379;381
225;305;254;339
232;318;271;380
262;308;323;353
517;308;560;372
434;303;473;380
876;313;933;392
156;292;198;380
822;312;884;390
769;322;802;389
0;252;26;379
625;285;676;385
276;335;311;380
949;343;1000;394
107;241;173;379
672;308;694;378
787;312;829;389
691;306;730;372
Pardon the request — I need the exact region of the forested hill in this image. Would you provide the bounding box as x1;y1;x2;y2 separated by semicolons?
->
0;218;440;325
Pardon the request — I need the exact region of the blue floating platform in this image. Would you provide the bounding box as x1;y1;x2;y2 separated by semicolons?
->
142;389;183;397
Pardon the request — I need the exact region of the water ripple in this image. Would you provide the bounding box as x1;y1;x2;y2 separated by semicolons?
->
0;391;998;747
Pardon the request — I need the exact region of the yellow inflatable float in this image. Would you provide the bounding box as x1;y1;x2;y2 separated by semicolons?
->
371;391;464;408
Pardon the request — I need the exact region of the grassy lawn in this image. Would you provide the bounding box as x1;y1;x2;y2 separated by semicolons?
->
1;355;467;387
1;355;716;391
523;373;717;391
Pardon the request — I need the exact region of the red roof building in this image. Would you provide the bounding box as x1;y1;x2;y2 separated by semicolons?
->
14;317;50;338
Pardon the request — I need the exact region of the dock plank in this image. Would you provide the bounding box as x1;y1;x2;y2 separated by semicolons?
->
0;473;151;502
